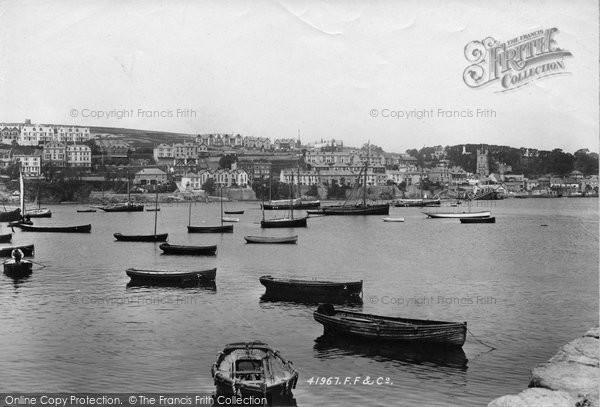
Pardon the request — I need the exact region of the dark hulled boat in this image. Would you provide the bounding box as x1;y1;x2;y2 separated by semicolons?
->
126;267;216;284
18;224;91;233
262;200;320;210
261;216;307;228
0;244;34;257
159;242;217;255
99;202;144;212
321;203;389;216
187;225;233;233
3;260;33;277
77;209;97;213
314;304;467;348
211;341;298;397
114;232;168;242
244;235;297;244
224;210;244;214
260;276;362;302
460;216;496;223
0;209;21;222
0;233;12;243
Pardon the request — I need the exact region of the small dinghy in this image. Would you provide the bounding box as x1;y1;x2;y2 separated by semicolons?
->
114;233;168;242
211;341;298;397
126;267;216;285
459;216;495;223
260;275;362;302
221;217;239;223
244;235;297;244
224;210;244;215
159;243;217;255
18;224;91;233
3;248;32;277
382;217;405;222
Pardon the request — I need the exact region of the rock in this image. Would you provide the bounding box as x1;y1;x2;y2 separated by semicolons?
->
548;337;599;367
585;327;599;339
488;388;575;407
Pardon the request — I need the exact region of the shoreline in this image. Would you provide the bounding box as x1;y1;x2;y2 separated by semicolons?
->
488;327;599;407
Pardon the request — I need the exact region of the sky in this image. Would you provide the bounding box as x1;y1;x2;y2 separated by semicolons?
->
0;0;598;154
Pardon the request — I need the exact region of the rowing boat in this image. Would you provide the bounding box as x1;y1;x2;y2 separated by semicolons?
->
18;224;91;233
159;243;217;255
260;276;362;302
126;267;216;284
244;235;297;244
314;304;467;348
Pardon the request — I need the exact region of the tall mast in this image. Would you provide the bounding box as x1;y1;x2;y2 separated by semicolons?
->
188;199;192;226
290;171;294;220
19;165;25;216
363;142;369;206
126;170;130;203
220;184;224;226
268;165;272;202
153;180;159;235
261;177;265;222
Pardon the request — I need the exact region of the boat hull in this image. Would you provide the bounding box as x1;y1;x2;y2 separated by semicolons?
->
322;204;389;216
394;199;441;207
262;200;320;210
424;211;491;219
314;304;467;348
19;224;92;233
212;341;298;397
159;243;217;255
99;203;144;212
3;260;33;277
261;217;307;228
260;276;362;302
187;225;233;233
224;210;244;214
0;209;21;222
114;233;168;242
0;233;12;243
26;208;52;218
126;267;216;284
460;216;495;223
0;244;34;257
244;235;297;244
382;217;405;222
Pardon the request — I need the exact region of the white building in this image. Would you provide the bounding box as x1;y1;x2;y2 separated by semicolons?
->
55;126;91;143
66;145;92;168
19;125;54;145
14;149;42;177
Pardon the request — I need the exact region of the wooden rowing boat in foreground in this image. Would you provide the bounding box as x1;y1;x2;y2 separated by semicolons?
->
3;259;33;277
313;304;467;348
244;235;297;244
126;267;216;284
18;224;91;233
211;341;298;397
159;243;217;255
260;276;362;301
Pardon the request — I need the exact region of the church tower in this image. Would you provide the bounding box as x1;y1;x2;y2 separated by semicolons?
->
476;147;489;176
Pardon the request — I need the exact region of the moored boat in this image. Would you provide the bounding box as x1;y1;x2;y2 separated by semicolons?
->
221;217;239;222
211;341;298;397
423;210;491;219
99;202;144;212
261;216;307;228
159;242;217;255
126;267;216;284
26;208;52;218
262;200;320;210
114;232;168;242
0;209;21;222
77;209;97;213
460;216;496;223
321;203;390;216
244;235;297;244
260;276;362;302
18;224;92;233
224;210;244;214
0;233;12;243
314;304;467;348
187;225;233;233
0;244;34;257
382;217;405;222
3;259;33;277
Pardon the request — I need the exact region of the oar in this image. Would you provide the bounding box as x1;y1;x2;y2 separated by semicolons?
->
29;260;48;269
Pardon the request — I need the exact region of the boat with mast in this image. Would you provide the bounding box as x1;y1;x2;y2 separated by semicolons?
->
322;145;389;216
187;185;233;233
26;184;52;218
261;171;307;228
99;172;144;212
114;184;167;241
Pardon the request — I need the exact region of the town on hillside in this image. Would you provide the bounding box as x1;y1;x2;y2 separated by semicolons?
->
0;119;598;202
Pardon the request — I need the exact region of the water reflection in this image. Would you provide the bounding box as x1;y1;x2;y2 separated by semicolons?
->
259;295;362;306
126;281;217;292
313;335;468;371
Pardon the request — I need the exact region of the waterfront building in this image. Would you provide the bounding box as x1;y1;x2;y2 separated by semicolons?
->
181;168;249;190
66;144;92;168
134;168;168;186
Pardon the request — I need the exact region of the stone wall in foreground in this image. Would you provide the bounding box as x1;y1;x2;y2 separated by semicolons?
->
488;327;599;407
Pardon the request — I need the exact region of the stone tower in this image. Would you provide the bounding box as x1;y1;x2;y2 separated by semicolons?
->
476;147;489;176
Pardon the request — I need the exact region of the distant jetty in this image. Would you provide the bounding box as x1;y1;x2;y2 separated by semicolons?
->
488;327;599;407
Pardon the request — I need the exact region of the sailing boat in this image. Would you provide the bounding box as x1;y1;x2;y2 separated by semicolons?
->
0;168;26;222
114;184;167;241
261;171;308;228
187;185;233;233
321;146;390;216
99;172;144;212
26;184;52;218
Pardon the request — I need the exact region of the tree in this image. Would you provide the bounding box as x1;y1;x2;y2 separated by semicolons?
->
219;154;237;169
202;178;215;195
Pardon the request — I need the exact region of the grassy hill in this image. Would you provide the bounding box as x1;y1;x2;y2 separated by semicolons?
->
90;126;195;147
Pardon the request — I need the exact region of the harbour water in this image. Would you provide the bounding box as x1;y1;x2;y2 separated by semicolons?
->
0;198;597;406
